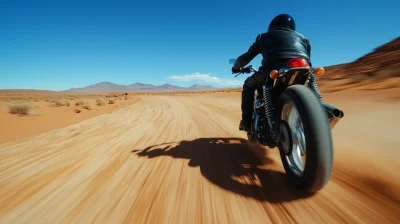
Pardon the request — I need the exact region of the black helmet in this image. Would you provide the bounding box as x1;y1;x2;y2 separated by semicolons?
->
268;14;296;32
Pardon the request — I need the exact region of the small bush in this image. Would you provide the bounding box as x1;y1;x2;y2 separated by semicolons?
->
108;99;116;104
96;98;105;106
75;100;91;109
9;103;32;115
52;99;70;107
75;101;86;106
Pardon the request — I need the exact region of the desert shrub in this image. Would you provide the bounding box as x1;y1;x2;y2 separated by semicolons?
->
75;100;86;106
75;100;91;110
52;99;70;107
9;103;33;115
108;99;116;104
96;98;106;106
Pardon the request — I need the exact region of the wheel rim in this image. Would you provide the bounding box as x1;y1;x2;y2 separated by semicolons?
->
281;102;306;176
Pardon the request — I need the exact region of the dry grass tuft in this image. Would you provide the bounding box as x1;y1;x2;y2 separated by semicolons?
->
75;100;91;110
51;99;70;107
75;100;87;106
96;98;106;106
9;102;33;115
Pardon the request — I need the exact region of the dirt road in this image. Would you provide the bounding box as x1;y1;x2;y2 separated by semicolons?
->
0;91;399;224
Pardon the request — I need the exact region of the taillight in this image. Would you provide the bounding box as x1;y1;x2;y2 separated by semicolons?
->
285;58;310;68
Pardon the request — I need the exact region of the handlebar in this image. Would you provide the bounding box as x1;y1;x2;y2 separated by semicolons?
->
233;65;257;78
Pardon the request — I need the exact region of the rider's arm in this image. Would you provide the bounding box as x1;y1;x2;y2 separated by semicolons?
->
234;34;261;70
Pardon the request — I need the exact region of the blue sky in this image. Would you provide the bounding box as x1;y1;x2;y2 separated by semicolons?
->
1;0;399;90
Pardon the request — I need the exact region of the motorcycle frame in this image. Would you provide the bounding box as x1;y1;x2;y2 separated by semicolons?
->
251;66;343;147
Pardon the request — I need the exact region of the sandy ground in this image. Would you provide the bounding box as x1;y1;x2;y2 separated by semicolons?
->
0;96;140;143
0;88;399;224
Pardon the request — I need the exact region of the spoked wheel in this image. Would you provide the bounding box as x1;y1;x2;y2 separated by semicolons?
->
278;85;333;192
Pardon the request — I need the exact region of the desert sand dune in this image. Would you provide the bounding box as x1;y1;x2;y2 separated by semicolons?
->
0;90;399;224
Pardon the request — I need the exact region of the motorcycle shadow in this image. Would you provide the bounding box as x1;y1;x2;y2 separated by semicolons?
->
132;137;313;203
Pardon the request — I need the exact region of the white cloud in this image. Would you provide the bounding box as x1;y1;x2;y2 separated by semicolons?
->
168;72;243;86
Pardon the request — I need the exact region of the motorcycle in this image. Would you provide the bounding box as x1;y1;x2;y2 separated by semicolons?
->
229;58;344;192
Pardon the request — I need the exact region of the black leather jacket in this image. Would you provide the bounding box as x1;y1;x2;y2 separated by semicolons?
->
235;28;312;71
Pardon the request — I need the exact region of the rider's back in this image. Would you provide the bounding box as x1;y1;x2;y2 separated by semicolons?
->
259;28;311;67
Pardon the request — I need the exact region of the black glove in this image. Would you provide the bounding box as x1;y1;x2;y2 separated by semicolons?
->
232;66;241;74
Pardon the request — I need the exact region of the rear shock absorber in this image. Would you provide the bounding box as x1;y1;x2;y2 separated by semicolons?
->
262;85;277;140
308;74;324;103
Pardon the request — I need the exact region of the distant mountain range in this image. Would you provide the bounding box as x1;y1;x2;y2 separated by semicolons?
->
63;82;216;93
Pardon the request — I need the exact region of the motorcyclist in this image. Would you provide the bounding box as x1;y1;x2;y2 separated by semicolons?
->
232;14;312;132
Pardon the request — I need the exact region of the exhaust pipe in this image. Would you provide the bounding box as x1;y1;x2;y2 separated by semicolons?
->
322;103;344;129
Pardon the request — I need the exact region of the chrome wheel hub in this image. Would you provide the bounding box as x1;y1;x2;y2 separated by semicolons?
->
281;103;307;177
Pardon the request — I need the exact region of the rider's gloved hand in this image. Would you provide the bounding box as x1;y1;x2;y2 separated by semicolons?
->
232;66;241;74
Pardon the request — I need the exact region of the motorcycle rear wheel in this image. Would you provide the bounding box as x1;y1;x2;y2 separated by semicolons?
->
278;85;333;192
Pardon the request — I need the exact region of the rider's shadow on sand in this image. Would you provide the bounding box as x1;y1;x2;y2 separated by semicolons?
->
132;138;313;203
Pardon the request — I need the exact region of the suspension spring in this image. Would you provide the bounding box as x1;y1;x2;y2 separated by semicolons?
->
308;74;324;103
262;86;274;130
